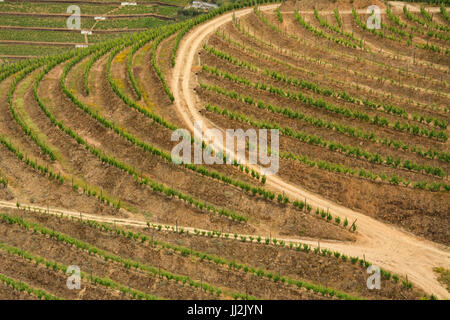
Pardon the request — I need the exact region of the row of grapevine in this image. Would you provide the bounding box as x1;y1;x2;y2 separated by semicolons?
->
110;47;265;179
382;6;450;47
0;273;60;300
386;6;407;28
200;81;381;144
30;57;248;223
1;117;124;210
95;44;371;221
281;152;449;192
415;42;450;55
0;173;6;188
276;6;283;22
294;10;359;48
126;30;162;100
109;44;179;132
253;6;362;54
441;4;450;22
170;23;190;67
216;27;447;117
231;12;279;54
30;209;361;300
375;12;443;50
203;44;258;72
401;6;450;52
0;240;159;300
201;65;450;163
0;135;64;185
103;42;268;188
0;213;253;300
204;103;449;190
253;7;285;35
263;70;448;140
7;66;58;161
381;21;409;38
334;8;342;28
410;22;450;41
18;204;420;298
0;55;52;83
420;5;434;21
143;221;413;292
352;9;403;43
313;8;363;47
11;49;246;221
216;28;317;80
152;24;182;102
399;0;448;4
169;0;282;68
65;47;278;205
403;5;449;32
205;42;447;130
84;46;114;96
199;81;447;177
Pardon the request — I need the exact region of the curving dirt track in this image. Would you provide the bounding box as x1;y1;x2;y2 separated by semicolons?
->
170;4;450;298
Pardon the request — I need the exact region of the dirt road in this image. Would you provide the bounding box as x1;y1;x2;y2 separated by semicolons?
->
169;4;450;298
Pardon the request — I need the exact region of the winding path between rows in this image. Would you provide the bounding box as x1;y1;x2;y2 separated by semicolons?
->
170;4;450;298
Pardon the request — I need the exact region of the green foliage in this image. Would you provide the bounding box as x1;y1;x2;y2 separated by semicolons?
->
0;213;250;300
386;6;407;28
201;65;448;144
205;103;449;189
420;5;433;22
295;10;358;48
8;67;57;161
29;52;248;223
0;176;7;188
0;273;60;300
277;194;283;203
203;44;258;71
354;8;403;43
402;279;413;289
334;8;342;28
441;4;450;22
170;0;281;68
314;8;362;46
0;135;64;186
84;48;111;95
201;78;447;167
261;175;266;184
152;26;179;101
404;5;449;32
276;7;283;23
0;238;158;300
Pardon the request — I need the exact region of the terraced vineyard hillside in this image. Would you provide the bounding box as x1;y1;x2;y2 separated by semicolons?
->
0;0;449;301
0;0;187;62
